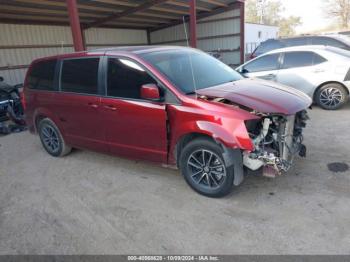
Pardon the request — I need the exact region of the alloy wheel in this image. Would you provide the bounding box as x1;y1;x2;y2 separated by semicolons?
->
187;149;226;190
41;125;60;153
319;87;343;108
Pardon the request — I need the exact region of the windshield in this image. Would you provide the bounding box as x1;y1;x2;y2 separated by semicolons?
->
140;49;243;94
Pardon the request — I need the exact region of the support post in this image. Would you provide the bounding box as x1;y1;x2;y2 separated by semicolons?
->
189;0;197;48
147;29;151;45
239;1;245;64
66;0;84;52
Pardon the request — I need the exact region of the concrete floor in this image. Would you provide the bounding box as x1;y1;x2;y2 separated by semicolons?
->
0;105;350;255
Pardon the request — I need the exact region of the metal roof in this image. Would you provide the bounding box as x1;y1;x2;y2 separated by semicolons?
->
0;0;242;31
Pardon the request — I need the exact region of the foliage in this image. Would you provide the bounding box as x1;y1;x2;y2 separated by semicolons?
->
323;0;350;28
245;0;302;37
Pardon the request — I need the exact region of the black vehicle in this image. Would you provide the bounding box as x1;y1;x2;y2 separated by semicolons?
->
250;35;350;59
0;76;25;134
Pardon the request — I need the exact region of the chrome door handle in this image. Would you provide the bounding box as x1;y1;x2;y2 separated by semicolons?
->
263;74;276;79
88;102;99;109
104;105;117;111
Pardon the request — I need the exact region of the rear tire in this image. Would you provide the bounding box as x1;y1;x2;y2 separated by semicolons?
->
179;137;234;198
315;83;348;110
38;118;71;157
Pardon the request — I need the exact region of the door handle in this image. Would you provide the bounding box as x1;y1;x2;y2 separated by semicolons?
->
88;102;99;109
104;105;117;111
313;69;325;73
263;74;276;79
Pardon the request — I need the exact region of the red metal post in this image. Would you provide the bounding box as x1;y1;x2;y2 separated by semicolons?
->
239;1;245;64
66;0;84;52
189;0;197;48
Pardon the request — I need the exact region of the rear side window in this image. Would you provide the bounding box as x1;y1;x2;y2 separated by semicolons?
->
107;58;157;99
27;60;57;90
255;40;285;55
284;37;308;46
60;58;99;95
244;54;280;73
312;37;348;49
282;51;326;69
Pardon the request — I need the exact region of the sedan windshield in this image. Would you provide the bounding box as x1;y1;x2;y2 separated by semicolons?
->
140;49;243;94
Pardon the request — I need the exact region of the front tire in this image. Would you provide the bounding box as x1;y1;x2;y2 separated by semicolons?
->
38;118;71;157
179;137;234;198
316;83;348;110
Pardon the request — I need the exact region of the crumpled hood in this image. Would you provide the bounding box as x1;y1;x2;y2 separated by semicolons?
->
196;78;312;115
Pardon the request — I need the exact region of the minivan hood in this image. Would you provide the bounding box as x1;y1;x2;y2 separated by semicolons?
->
196;78;312;115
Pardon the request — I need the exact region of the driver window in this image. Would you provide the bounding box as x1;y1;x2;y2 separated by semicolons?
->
107;58;157;99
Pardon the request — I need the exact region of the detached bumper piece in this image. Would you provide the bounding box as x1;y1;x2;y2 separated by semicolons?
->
0;83;26;135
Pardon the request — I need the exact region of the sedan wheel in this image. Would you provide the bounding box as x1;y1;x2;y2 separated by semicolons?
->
316;83;348;110
319;88;343;108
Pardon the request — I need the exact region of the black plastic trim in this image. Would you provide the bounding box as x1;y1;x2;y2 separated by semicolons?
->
345;68;350;81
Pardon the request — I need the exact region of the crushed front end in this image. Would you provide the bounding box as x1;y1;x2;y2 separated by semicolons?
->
243;110;309;177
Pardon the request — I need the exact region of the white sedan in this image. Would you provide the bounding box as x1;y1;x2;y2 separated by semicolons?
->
236;46;350;110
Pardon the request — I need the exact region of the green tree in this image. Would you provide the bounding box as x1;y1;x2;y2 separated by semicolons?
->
323;0;350;28
245;0;302;37
279;16;302;37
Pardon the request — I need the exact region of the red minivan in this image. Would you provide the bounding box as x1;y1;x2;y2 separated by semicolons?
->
24;46;312;197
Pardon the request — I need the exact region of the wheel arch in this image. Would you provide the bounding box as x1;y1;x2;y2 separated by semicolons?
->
32;108;62;135
174;132;244;186
34;114;47;133
174;132;214;167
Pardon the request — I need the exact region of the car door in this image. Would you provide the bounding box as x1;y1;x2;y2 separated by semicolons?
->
100;56;168;163
240;53;281;81
51;57;107;152
275;51;328;96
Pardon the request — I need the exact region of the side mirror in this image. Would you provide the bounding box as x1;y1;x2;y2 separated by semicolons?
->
140;84;161;101
238;68;249;74
0;76;4;82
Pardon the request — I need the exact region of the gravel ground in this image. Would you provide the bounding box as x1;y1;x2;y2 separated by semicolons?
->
0;105;350;255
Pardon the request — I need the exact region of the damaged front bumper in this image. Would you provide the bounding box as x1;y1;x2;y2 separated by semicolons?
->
243;110;309;177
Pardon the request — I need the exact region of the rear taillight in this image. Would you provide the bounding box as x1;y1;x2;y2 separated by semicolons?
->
250;54;256;59
20;91;26;110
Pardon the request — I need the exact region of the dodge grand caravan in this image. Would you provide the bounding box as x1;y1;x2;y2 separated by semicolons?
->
24;46;312;198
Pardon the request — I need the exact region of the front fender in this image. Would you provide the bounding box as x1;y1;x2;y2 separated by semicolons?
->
195;120;254;151
169;118;254;165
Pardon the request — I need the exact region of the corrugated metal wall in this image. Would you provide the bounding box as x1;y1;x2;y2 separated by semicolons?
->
0;6;241;85
0;23;147;85
0;24;74;85
150;9;242;66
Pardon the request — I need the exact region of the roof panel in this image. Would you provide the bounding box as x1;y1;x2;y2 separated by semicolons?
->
0;0;240;30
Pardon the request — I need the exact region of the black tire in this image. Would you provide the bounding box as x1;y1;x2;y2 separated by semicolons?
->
38;118;71;157
179;137;234;198
315;83;348;110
